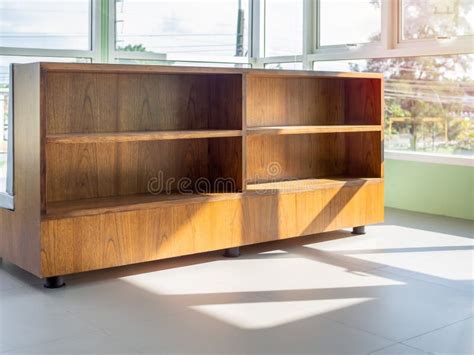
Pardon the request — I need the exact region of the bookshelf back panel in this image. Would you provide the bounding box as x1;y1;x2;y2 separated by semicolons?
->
45;137;242;203
246;76;382;127
45;72;242;134
246;76;345;127
344;78;382;126
246;133;347;183
246;132;382;183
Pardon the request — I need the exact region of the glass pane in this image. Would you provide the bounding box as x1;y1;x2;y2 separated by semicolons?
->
0;56;90;193
402;0;474;40
0;0;91;50
265;62;303;70
116;0;248;57
320;0;381;46
314;55;474;157
265;0;303;56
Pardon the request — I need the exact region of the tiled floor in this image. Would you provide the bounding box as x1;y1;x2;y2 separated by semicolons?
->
0;208;473;354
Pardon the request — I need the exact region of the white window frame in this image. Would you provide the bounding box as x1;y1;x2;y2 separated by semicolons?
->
0;0;102;62
256;0;474;66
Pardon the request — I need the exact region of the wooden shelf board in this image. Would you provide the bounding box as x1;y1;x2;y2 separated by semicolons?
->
247;125;381;136
247;177;383;193
44;192;244;220
46;130;243;144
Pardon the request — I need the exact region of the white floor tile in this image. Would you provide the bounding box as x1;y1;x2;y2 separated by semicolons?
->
3;331;140;354
115;307;391;354
312;268;473;342
316;270;474;341
0;270;27;292
380;248;474;294
0;263;42;292
404;317;474;355
0;286;100;352
43;275;267;335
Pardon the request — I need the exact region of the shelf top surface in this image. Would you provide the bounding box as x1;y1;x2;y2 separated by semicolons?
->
19;62;383;80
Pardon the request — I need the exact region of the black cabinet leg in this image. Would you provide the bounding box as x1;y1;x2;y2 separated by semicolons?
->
44;276;65;289
224;247;240;258
352;226;366;235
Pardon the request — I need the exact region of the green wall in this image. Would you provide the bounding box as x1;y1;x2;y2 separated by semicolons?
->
385;159;474;220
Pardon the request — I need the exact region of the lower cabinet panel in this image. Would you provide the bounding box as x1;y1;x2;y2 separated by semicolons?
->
40;181;383;276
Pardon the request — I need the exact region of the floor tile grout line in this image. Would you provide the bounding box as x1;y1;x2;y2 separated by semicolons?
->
314;311;400;344
400;315;474;343
367;340;432;354
372;267;474;296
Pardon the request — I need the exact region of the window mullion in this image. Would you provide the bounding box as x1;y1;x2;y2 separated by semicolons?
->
108;0;116;62
303;0;316;69
251;0;265;60
381;0;398;50
91;0;103;63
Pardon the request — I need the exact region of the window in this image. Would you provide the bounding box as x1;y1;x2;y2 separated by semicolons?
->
314;54;474;156
116;0;248;57
319;0;381;46
265;62;303;70
264;0;303;56
0;0;91;50
0;56;90;193
402;0;474;40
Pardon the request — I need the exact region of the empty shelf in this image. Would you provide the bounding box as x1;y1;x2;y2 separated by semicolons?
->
47;130;243;144
247;125;381;136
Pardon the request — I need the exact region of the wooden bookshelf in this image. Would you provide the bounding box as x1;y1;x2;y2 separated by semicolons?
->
0;63;384;284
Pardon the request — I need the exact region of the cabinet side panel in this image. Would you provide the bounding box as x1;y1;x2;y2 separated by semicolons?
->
0;63;42;276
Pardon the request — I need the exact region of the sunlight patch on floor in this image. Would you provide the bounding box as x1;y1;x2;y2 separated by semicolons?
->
190;298;373;329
